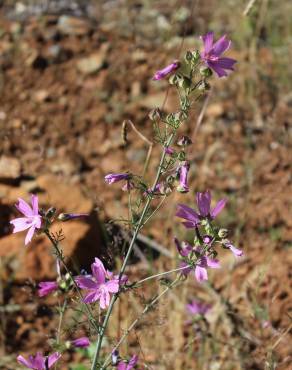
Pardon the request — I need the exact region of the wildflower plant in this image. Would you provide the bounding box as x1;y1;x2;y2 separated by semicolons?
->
11;32;242;369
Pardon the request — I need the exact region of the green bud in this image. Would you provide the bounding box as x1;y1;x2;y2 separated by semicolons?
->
177;151;186;161
185;50;193;63
169;74;179;85
199;66;212;77
192;50;200;62
218;229;229;238
166;175;175;185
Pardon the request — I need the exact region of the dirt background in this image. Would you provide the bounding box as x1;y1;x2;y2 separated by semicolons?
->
0;0;291;369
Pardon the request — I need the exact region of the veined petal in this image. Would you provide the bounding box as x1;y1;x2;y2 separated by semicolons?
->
75;276;97;290
15;198;34;217
47;352;61;368
91;258;106;284
206;257;221;269
212;35;231;56
195;266;208;282
106;279;119;293
31;194;39;215
207;61;228;77
201;32;214;53
83;290;99;304
10;217;33;233
211;198;227;218
99;289;110;309
196;191;211;216
216;57;237;70
182;221;197;229
176;204;200;223
17;355;32;368
25;225;36;245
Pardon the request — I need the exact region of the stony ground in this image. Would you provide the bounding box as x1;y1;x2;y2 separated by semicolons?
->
0;1;291;369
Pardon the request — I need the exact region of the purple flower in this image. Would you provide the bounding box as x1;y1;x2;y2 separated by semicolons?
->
186;299;211;316
38;281;58;297
75;258;120;309
105;173;130;184
224;242;243;258
176;190;226;228
177;161;190;193
153;60;180;81
117;355;138;370
10;195;42;245
17;352;61;370
200;32;237;77
71;336;90;348
203;235;213;245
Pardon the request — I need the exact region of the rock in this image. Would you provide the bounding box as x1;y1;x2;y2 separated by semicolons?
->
76;44;108;75
32;89;50;103
0;156;21;182
57;16;92;36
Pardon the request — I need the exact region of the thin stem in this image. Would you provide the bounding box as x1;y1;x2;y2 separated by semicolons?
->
134;265;189;286
56;298;67;344
102;277;181;368
90;132;175;370
44;231;100;335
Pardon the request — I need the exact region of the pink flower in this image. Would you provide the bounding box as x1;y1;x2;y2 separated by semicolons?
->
75;258;120;309
17;352;61;369
224;242;244;258
152;61;180;80
200;32;237;77
71;336;90;348
10;195;42;245
194;255;220;283
117;354;138;370
186;299;211;316
38;281;58;297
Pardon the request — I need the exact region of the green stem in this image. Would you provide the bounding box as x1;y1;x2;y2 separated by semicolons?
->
90;132;175;370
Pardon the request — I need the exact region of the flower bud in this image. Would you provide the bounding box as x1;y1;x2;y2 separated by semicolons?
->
197;80;211;91
149;108;162;121
45;207;56;219
199;66;212;77
177;135;192;147
218;229;228;238
58;213;89;222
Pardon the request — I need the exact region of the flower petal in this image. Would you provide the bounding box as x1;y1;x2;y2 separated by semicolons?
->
206;257;221;269
83;290;99;304
31;194;39;215
201;32;214;53
211;198;227;218
106;279;119;293
196;191;211;217
176;204;200;224
99;289;110;309
48;352;61;368
207;61;228;77
17;355;32;368
216;57;237;70
15;198;34;217
212;35;231;56
25;225;36;245
195;266;208;282
75;276;97;290
91;258;106;284
10;217;33;233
